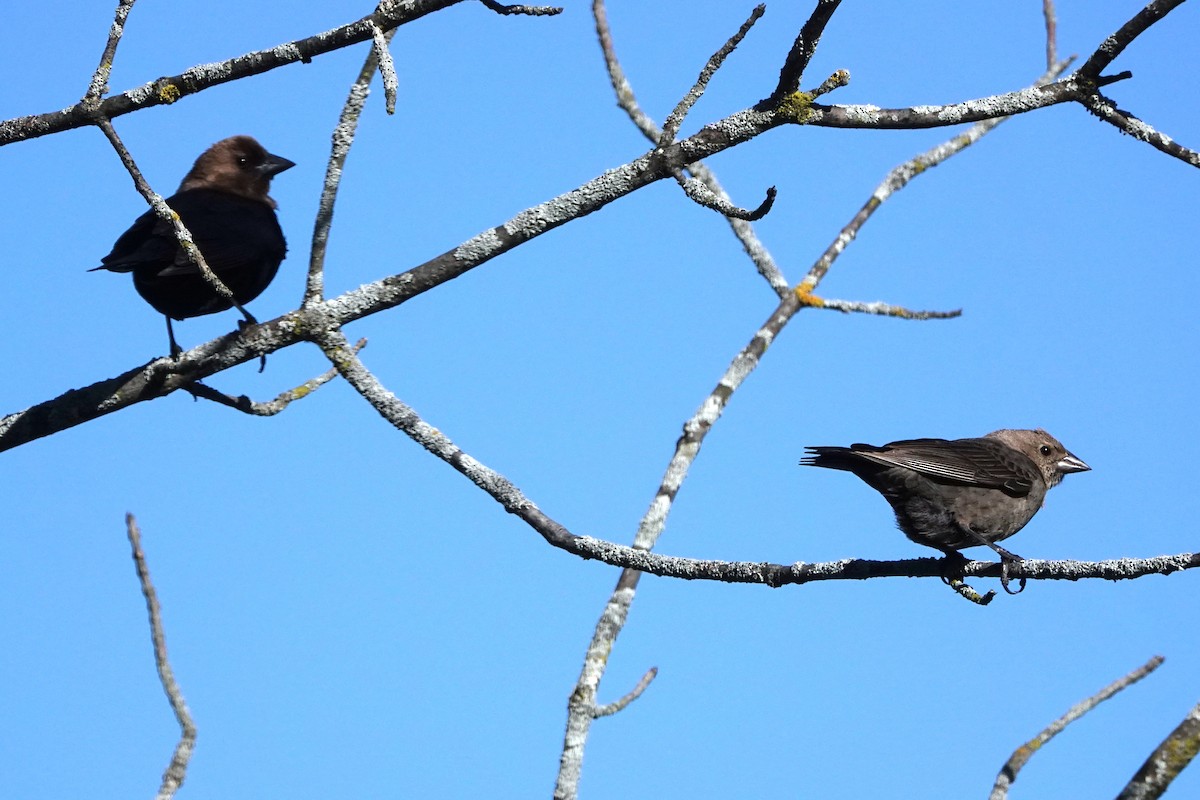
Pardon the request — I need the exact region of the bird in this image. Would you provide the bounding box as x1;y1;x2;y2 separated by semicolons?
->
93;135;295;358
802;429;1090;592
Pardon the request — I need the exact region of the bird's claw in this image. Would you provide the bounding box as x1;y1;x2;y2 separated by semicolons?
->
938;551;969;587
997;551;1027;595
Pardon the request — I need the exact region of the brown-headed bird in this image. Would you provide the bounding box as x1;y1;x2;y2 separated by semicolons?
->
802;429;1089;591
93;135;295;355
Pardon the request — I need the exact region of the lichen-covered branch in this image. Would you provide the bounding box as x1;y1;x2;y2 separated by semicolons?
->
991;655;1165;800
763;0;843;107
657;5;764;148
0;0;465;146
592;0;788;294
82;0;137;103
306;28;394;305
125;514;196;800
1116;696;1200;800
183;338;366;415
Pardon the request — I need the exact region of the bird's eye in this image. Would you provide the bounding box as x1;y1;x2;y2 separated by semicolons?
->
1039;445;1052;456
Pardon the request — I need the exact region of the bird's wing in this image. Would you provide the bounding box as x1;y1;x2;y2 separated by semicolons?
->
97;190;284;278
94;210;175;273
155;190;285;277
851;438;1036;496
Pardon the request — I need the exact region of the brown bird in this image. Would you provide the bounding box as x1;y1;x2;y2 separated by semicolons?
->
802;429;1090;592
93;135;295;356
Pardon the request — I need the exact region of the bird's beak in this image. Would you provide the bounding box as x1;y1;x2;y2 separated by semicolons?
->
259;153;296;178
1058;453;1091;474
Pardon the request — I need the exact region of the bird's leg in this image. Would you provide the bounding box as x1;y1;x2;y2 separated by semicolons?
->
233;304;257;329
231;305;267;373
165;317;183;359
961;528;1027;595
936;549;970;586
934;550;996;605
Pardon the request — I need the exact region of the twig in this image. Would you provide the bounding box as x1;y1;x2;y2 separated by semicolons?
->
478;0;563;16
798;56;1071;295
656;8;778;226
556;586;634;799
183;338;367;414
368;22;399;115
83;0;137;103
1117;696;1200;799
991;656;1164;800
593;667;658;718
592;0;659;140
125;514;196;800
1043;0;1058;70
2;1;512;146
592;0;788;294
795;291;961;320
675;179;776;221
763;0;843;107
1077;93;1200;167
1070;0;1198;168
658;5;764;148
946;577;995;606
307;29;394;306
1076;0;1183;80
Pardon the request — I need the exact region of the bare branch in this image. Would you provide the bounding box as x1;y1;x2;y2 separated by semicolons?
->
1068;0;1198;167
1078;92;1200;167
182;338;367;415
992;656;1165;800
804;80;1078;128
658;5;764;148
1043;0;1058;70
799;56;1072;294
83;0;137;103
125;514;196;800
556;587;634;800
764;0;843;107
654;9;778;226
368;22;399;115
593;0;788;294
562;548;1200;589
478;0;563;15
795;289;961;320
307;30;395;305
592;0;660;140
947;577;995;606
2;1;464;146
593;667;658;719
1077;0;1184;79
675;177;776;220
1117;697;1200;800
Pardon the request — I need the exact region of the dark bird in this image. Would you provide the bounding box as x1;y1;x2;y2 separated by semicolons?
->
93;135;295;357
802;429;1090;592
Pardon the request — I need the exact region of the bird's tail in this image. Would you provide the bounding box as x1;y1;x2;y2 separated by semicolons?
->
800;446;856;470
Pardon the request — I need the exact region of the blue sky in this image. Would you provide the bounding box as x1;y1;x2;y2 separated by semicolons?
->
2;1;1198;797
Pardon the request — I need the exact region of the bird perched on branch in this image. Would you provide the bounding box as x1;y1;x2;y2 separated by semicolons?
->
802;429;1090;592
93;135;295;357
